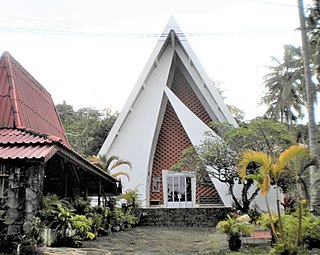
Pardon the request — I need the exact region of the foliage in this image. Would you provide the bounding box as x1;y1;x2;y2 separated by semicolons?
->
247;206;262;225
22;216;44;246
216;214;254;238
239;145;316;243
39;195;97;247
256;205;320;254
118;188;141;209
69;215;95;240
222;118;294;156
216;214;254;251
56;102;118;157
172;118;295;213
0;220;17;254
87;154;131;181
90;205;110;235
257;212;278;230
20;189;142;248
260;44;305;126
280;196;296;214
110;207;125;227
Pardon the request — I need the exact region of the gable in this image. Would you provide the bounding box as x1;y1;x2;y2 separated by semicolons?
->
0;52;69;145
99;18;238;206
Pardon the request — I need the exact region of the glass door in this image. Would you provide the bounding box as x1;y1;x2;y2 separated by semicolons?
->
163;171;195;208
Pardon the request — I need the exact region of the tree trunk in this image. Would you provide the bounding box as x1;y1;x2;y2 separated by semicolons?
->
297;0;319;211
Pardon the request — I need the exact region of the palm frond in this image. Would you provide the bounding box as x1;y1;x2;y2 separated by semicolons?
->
278;145;309;169
238;151;271;178
105;155;121;170
110;160;132;171
87;155;106;170
261;174;271;196
112;172;130;181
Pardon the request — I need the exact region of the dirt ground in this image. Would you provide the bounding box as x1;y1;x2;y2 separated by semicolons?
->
82;226;229;255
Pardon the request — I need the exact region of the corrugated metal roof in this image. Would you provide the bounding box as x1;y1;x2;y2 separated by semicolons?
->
0;128;57;161
0;144;57;161
0;128;119;184
0;52;69;145
0;128;54;144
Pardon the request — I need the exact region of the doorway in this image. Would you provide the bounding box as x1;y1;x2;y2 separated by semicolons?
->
162;170;196;208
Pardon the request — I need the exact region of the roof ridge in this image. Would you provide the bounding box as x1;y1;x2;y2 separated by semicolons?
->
0;52;70;146
3;52;23;128
2;52;51;96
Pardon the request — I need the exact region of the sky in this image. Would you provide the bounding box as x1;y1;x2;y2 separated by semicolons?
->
0;0;309;121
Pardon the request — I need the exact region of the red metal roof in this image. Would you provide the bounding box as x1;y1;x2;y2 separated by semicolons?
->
0;52;69;145
0;128;118;184
0;127;119;195
0;128;57;144
0;128;58;161
0;144;57;161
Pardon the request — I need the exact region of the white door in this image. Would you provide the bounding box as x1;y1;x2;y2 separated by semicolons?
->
162;170;196;208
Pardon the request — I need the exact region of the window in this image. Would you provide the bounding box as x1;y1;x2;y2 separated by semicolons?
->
167;176;192;202
162;170;196;208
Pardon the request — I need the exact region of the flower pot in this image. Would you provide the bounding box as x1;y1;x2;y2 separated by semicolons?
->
42;228;56;246
228;236;241;251
112;225;121;232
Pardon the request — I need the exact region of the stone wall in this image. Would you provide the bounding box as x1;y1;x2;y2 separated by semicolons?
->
4;162;45;235
139;207;231;227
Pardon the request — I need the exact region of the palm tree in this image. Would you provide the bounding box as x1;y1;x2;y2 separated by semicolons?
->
239;145;317;245
261;45;305;129
298;0;319;212
87;154;131;181
239;150;279;241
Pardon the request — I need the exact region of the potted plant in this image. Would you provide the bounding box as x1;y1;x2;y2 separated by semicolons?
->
216;214;254;251
110;207;125;232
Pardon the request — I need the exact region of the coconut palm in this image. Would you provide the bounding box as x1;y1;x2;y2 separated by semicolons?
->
299;0;319;212
261;45;305;128
87;154;131;181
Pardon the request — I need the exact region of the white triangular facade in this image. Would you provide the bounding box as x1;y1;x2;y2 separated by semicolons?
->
99;18;238;208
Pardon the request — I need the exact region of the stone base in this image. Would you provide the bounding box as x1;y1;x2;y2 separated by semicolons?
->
139;207;230;227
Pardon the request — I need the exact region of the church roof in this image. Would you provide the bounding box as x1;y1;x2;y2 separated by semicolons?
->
99;17;238;206
0;52;69;145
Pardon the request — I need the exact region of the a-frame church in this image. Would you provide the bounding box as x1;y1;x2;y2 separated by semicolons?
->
99;18;238;208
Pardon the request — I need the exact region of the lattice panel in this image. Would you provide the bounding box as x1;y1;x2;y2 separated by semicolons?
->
170;67;212;125
149;101;190;203
149;66;222;205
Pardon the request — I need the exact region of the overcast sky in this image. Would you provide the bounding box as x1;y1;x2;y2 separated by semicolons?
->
0;0;308;120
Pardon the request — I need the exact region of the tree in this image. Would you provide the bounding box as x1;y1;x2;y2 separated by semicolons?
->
260;45;305;128
87;154;131;181
56;102;117;157
172;118;295;213
239;145;317;245
298;0;319;211
84;109;118;156
213;79;245;122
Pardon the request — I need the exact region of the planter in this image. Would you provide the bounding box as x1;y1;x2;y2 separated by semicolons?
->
112;225;121;232
41;228;56;246
305;237;320;249
228;236;242;251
